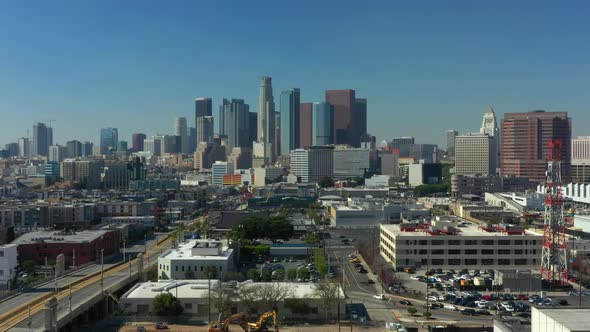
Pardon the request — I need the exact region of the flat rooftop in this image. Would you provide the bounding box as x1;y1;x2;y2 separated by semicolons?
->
534;307;590;331
12;230;111;244
160;239;233;260
382;221;542;238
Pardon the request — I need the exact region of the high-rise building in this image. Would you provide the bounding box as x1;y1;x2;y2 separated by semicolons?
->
454;133;495;176
333;146;370;179
571;136;590;183
174;117;189;154
195;97;213;118
353;98;367;147
220;99;251;150
48;145;67;163
299;102;313;149
248;112;258;146
290;146;334;183
193;142;226;170
188;127;196;153
388;137;415;157
117;141;128;154
252;141;267;168
229;147;253;169
32;122;50;156
159;135;177;155
5;143;18;157
103;164;131;190
18;137;29;157
257;76;276;163
280;88;301;156
380;151;399;177
211;161;234;186
480;106;500;170
446;130;458;157
81;141;94;157
501;111;571;182
61;159;102;189
197;116;214;145
143;137;161;156
325;89;357;146
65;140;82;158
409;144;438;163
312;102;334;146
131;133;146;153
100;127;118;155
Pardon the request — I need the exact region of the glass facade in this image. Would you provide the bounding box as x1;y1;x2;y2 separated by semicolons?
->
312;102;333;146
280;88;300;156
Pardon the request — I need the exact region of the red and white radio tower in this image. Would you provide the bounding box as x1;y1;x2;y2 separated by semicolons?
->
540;139;568;285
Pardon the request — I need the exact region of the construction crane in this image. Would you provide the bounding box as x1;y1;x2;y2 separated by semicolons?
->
48;119;56;127
265;183;276;204
247;309;278;332
208;312;249;332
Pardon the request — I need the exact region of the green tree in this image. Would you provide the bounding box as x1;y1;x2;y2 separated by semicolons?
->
272;269;285;281
313;280;340;321
286;269;297;281
298;268;310;281
284;299;312;315
152;293;183;316
407;307;418;316
423;311;432;319
247;268;261;281
261;269;272;282
23;260;35;273
318;177;335;188
314;248;328;277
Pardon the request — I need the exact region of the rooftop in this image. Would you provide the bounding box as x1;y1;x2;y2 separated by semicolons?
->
12;230;111;244
534;307;590;331
382;220;542;238
160;239;233;261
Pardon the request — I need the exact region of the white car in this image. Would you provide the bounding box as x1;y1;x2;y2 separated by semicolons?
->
501;303;514;312
476;300;489;308
426;296;438;302
373;294;386;300
444;304;458;311
410;276;421;281
395;323;407;332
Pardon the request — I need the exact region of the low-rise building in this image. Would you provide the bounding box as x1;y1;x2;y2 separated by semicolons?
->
158;239;235;280
326;198;428;228
0;244;18;287
531;307;590;332
379;221;542;271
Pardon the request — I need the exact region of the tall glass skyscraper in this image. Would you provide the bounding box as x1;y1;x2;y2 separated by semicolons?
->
280;88;300;156
312;102;334;146
220;99;250;150
32;122;50;156
100;127;118;155
257;76;275;163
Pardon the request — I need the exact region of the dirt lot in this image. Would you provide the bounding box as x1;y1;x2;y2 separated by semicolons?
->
119;323;392;332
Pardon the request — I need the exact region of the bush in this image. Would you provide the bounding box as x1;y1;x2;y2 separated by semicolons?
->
152;293;183;316
407;307;418;316
261;269;272;282
272;269;285;281
286;269;297;281
423;311;432;319
247;269;261;281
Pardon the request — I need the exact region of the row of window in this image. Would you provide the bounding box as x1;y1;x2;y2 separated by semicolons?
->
411;258;535;266
159;264;223;273
403;239;537;246
405;248;537;255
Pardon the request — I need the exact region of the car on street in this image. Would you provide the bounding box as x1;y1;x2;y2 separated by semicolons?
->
558;299;569;306
399;300;412;306
373;294;386;300
444;304;458;311
476;309;491;315
410;276;422;280
351;311;358;320
155;322;168;329
136;327;147;332
461;309;477;316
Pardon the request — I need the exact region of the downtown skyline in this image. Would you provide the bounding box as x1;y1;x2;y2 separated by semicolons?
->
2;1;590;145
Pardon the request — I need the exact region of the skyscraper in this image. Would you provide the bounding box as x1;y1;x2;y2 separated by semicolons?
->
325;89;355;146
81;141;94;157
48;145;67;162
220;99;250;150
18;137;29;157
501;110;571;182
446;130;458;157
197;116;214;145
32;122;50;156
66;140;82;158
257;76;275;163
454;133;495;176
131;133;146;152
175;117;189;154
249;112;258;146
480;106;500;170
195;97;213;148
299;102;313;149
280;88;301;156
572;136;590;183
100;127;118;155
312;102;334;146
352;98;367;147
188;127;196;153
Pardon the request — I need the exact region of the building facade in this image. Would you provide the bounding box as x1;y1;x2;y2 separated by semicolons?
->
174;117;189;154
312;102;334;146
211;161;234;187
332;146;370;179
454;133;495;176
157;239;235;280
280;88;301;156
299;102;313;149
257;76;276;163
446;129;458;157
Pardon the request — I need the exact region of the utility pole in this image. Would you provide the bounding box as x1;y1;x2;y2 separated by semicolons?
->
100;249;104;293
72;248;75;269
123;240;126;263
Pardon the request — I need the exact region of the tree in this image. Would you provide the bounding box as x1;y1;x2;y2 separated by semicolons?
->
247;268;261;281
272;269;285;281
261;269;272;282
423;311;432;319
314;248;328;277
313;280;340;321
318;177;335;188
207;282;235;318
206;266;217;280
407;307;417;316
284;299;312;315
223;272;245;282
286;269;297;281
237;283;294;313
152;293;183;316
23;260;35;273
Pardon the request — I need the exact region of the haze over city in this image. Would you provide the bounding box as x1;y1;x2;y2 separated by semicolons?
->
2;0;590;145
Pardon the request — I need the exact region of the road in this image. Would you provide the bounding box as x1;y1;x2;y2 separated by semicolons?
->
0;235;172;332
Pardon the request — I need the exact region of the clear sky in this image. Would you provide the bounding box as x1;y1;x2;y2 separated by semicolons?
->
1;1;589;147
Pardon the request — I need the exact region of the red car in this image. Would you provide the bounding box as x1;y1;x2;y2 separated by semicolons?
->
518;294;528;300
482;295;491;301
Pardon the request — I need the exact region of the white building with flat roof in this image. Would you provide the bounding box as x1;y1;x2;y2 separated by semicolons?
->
0;244;18;286
531;307;590;332
380;220;542;271
158;239;235;280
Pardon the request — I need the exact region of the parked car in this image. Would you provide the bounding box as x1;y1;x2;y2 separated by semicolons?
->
373;294;386;300
461;309;477;316
476;309;491;315
444;304;458;311
399;300;412;306
558;299;569;306
155;322;168;330
136;327;147;332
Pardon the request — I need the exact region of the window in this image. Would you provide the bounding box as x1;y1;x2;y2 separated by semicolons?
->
464;249;477;255
514;259;527;265
482;240;494;245
431;249;445;255
431;259;444;265
175;266;178;271
431;240;444;246
0;250;3;257
448;240;461;246
514;249;523;255
465;259;478;265
182;266;185;272
448;259;461;265
498;240;510;245
185;303;193;309
419;240;428;245
498;259;510;265
201;266;204;272
0;270;3;276
514;240;523;245
498;249;511;255
482;258;494;265
464;240;478;245
448;249;460;255
419;249;427;255
219;266;223;272
531;240;537;245
482;249;494;255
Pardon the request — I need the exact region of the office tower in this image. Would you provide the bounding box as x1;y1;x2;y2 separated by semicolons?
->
333;146;370;179
572;136;590;183
193;142;227;170
18;137;29;157
229;147;253;169
380;151;399;177
174;117;189;154
257;76;276;163
312;102;334;146
44;161;60;185
353;98;367;147
326;89;357;146
5;143;18;157
220;99;250;150
195;97;213;146
66;140;82;158
480;106;500;169
48;145;66;162
188;127;196;153
252;141;267;168
446;130;458;157
280;88;301;156
290;146;334;183
197;116;214;145
409;144;438;163
103;164;131;189
131;133;146;152
100;127;118;155
32;122;50;156
299;102;313;149
117;141;128;153
159;135;177;155
81;141;94;157
143;137;161;156
248;112;258;146
47;127;53;148
454;134;495;176
61;159;102;189
211;161;234;186
501;111;571;182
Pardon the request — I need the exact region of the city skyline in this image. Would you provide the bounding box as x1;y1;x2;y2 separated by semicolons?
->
2;1;589;145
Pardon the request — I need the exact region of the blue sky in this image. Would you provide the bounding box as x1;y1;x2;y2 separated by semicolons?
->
1;1;589;146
